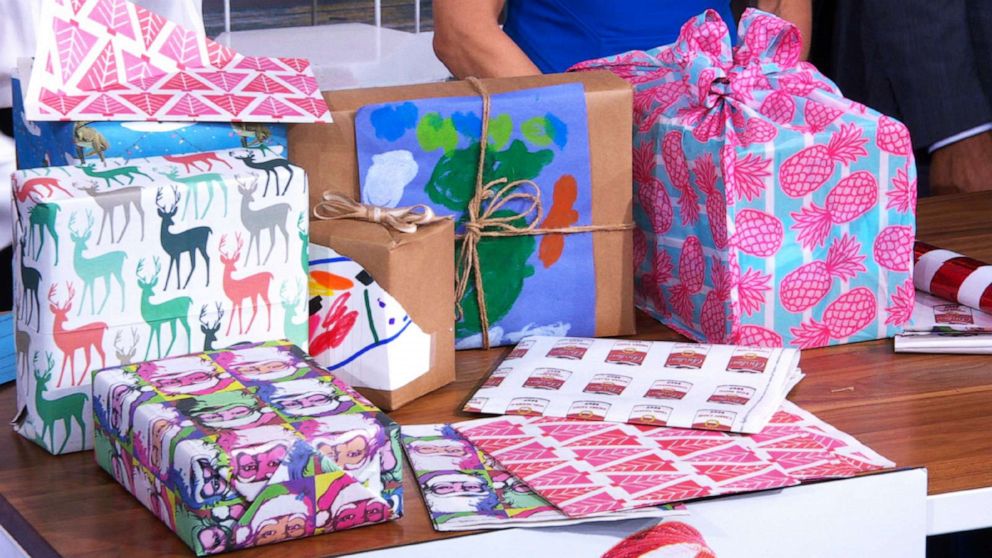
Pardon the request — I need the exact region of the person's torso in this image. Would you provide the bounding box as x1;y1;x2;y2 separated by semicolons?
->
503;0;736;73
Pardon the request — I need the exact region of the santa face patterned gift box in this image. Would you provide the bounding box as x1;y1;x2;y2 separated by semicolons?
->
92;341;404;556
11;149;309;455
572;9;917;348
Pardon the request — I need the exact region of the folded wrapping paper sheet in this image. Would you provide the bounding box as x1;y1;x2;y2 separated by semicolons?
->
456;401;893;517
465;336;803;434
92;341;404;555
400;424;684;531
25;0;330;123
11;148;309;454
893;290;992;354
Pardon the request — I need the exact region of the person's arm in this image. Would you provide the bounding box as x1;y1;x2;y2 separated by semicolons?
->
755;0;811;60
432;0;541;79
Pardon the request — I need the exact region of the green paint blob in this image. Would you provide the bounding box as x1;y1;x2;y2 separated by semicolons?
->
488;114;513;150
416;113;459;153
521;116;553;147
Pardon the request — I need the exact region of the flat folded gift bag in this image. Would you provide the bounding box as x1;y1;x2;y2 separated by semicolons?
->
92;341;404;555
572;9;917;348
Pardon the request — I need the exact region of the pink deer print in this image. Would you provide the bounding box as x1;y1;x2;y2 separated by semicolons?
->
219;234;273;336
779;234;866;313
779;123;868;198
48;282;107;387
790;287;877;348
791;171;878;249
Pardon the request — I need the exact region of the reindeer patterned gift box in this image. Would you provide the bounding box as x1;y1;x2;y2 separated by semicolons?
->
91;341;403;556
11;148;309;455
572;10;917;348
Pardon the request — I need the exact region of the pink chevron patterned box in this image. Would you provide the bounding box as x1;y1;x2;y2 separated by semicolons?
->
573;9;917;348
11;149;309;455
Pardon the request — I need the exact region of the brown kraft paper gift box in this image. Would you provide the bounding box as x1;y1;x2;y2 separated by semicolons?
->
291;71;635;344
308;217;456;410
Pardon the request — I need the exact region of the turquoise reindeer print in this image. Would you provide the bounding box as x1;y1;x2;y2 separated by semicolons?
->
33;352;88;455
79;162;152;187
279;279;308;347
155;166;229;219
69;211;127;314
28;202;61;265
137;258;193;360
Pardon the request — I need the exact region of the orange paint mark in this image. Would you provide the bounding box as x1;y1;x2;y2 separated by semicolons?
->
309;270;354;296
539;174;580;268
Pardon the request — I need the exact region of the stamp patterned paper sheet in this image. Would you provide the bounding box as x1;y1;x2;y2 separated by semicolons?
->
455;401;893;518
465;336;803;434
401;424;684;531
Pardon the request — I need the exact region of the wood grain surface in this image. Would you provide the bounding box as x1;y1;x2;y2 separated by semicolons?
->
1;192;989;557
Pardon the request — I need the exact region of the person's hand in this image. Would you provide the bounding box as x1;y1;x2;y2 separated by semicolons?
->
930;131;992;195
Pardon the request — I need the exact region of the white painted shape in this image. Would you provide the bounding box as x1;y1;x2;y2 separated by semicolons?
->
308;244;431;391
914;249;959;291
349;469;927;558
119;122;197;133
362;150;419;208
0;525;29;558
956;266;992;310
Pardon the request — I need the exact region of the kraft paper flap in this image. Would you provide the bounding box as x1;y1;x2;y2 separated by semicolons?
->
290;71;635;338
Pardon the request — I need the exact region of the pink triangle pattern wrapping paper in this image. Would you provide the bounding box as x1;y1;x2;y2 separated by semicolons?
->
25;0;331;123
455;401;892;517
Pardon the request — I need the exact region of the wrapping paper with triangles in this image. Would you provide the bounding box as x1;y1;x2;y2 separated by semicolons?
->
455;401;892;517
25;0;331;122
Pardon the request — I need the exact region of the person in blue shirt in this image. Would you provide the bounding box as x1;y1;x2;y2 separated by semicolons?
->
433;0;811;79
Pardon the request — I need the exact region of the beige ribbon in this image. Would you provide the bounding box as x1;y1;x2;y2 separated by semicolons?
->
312;192;446;234
456;77;634;349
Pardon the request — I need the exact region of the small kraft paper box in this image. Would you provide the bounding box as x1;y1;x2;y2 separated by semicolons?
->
289;71;635;349
12;0;332;169
574;10;917;348
92;341;404;555
11;149;309;455
308;215;455;411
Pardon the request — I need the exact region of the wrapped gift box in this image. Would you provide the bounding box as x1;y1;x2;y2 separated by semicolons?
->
92;341;403;555
308;217;455;410
289;72;635;348
11;149;309;454
573;10;917;348
12;76;288;170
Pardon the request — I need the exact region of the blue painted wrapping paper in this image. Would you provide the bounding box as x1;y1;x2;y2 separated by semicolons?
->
573;9;917;348
353;84;596;348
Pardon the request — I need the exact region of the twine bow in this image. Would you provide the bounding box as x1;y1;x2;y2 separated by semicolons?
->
312;192;446;234
455;77;633;349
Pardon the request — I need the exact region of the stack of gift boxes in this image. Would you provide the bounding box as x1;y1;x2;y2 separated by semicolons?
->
9;2;917;555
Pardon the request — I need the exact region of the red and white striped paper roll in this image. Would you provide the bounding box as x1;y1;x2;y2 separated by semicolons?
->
914;241;992;314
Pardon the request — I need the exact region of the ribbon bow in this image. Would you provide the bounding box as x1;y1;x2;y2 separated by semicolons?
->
455;77;633;349
312;192;446;234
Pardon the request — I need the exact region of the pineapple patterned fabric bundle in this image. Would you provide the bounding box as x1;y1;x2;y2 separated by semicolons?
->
572;9;917;348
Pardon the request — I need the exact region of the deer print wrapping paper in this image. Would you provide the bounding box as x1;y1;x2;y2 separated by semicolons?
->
571;9;917;348
11;148;309;454
92;341;403;555
400;424;684;531
308;218;455;411
12;76;288;170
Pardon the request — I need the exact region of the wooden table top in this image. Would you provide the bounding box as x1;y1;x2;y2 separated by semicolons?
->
2;192;990;558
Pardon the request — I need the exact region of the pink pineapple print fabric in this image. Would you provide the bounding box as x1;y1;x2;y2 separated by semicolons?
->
572;9;917;348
